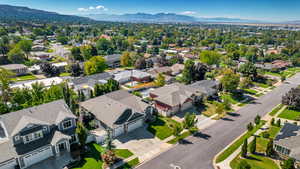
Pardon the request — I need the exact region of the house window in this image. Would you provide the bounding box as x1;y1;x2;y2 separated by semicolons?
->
70;135;77;143
43;126;48;132
63;120;72;130
23;130;43;144
15;135;20;141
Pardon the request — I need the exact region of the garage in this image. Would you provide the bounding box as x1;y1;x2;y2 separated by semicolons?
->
181;101;193;111
23;146;53;168
128;119;144;132
113;126;124;137
0;159;16;169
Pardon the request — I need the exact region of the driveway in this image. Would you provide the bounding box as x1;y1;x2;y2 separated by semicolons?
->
137;73;300;169
28;153;73;169
113;127;172;162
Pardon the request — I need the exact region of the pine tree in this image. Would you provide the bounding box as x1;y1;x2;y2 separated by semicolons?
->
241;139;248;158
266;139;274;157
250;136;256;154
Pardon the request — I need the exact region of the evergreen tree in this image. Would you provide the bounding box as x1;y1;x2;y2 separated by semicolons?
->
241;139;248;158
250;136;256;154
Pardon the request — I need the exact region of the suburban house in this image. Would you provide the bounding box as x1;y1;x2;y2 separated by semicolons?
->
52;62;68;72
30;52;51;61
170;64;184;76
0;100;77;169
0;64;29;76
150;83;201;116
104;54;121;68
80;90;152;143
274;123;300;167
189;80;220;99
10;77;67;89
113;70;152;84
69;72;114;98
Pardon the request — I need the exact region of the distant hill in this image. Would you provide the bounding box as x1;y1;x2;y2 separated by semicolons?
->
0;4;94;23
87;13;197;23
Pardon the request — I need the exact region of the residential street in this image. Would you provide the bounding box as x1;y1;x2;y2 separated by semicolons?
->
137;73;300;169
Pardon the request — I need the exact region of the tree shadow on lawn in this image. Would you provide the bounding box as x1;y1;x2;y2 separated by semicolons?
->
245;155;262;162
193;132;211;140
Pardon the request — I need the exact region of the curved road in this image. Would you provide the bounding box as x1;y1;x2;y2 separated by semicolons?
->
137;73;300;169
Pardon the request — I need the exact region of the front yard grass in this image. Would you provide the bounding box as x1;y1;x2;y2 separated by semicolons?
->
147;116;181;140
215;121;266;163
230;153;279;169
278;107;300;121
269;104;284;116
167;131;191;144
243;89;258;95
113;149;134;159
253;82;271;89
72;144;134;169
117;157;140;169
10;74;37;82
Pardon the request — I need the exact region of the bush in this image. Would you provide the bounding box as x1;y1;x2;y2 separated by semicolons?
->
262;131;270;138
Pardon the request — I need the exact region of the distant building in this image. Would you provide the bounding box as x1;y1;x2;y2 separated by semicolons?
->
0;64;29;76
104;54;121;68
114;70;152;84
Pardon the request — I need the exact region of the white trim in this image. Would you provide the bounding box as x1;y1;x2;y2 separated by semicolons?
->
23;130;43;144
62;119;73;130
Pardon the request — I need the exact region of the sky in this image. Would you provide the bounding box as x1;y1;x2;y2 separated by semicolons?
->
1;0;300;22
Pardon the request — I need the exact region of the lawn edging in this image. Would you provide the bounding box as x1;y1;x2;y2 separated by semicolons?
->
214;121;266;164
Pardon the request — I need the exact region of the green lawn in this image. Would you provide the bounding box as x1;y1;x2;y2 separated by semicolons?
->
230;153;279;169
114;149;134;159
264;71;281;77
254;82;270;89
117;158;140;169
269;104;284;116
244;89;258;95
60;72;71;77
278;108;300;121
11;74;37;82
167;131;191;144
72;144;104;169
72;144;134;169
215;121;266;163
221;93;244;105
147;116;181;140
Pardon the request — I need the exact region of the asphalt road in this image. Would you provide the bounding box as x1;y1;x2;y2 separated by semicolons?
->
137;73;300;169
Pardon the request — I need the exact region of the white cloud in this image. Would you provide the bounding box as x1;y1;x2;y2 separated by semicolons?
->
77;5;108;12
181;11;197;15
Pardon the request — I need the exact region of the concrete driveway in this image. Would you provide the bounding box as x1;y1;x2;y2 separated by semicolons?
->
113;127;172;162
28;153;73;169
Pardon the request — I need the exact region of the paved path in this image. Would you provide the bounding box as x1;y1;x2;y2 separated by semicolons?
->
136;73;300;169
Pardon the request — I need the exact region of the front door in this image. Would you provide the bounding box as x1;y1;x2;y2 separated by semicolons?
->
58;142;66;152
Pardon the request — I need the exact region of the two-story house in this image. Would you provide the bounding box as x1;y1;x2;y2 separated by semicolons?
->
0;100;77;169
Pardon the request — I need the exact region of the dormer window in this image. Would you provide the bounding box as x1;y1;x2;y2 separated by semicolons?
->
43;126;48;132
63;120;72;130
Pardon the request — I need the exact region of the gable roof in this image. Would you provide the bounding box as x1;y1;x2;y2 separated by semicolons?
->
80;90;148;128
0;100;76;137
189;80;219;97
151;83;199;107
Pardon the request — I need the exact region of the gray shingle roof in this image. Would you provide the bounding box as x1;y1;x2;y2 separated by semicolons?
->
189;80;219;97
275;123;300;161
0;64;28;70
80;90;148;128
151;83;199;107
0;100;76;137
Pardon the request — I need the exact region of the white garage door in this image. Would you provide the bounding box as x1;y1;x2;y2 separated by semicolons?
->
128;119;144;132
23;146;53;168
114;126;124;137
0;159;16;169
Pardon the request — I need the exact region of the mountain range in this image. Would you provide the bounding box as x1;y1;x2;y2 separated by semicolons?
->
86;13;263;23
0;4;298;25
0;4;93;23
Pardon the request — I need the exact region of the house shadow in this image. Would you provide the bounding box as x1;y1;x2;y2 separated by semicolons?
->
115;127;155;144
174;107;201;119
193;132;211;140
